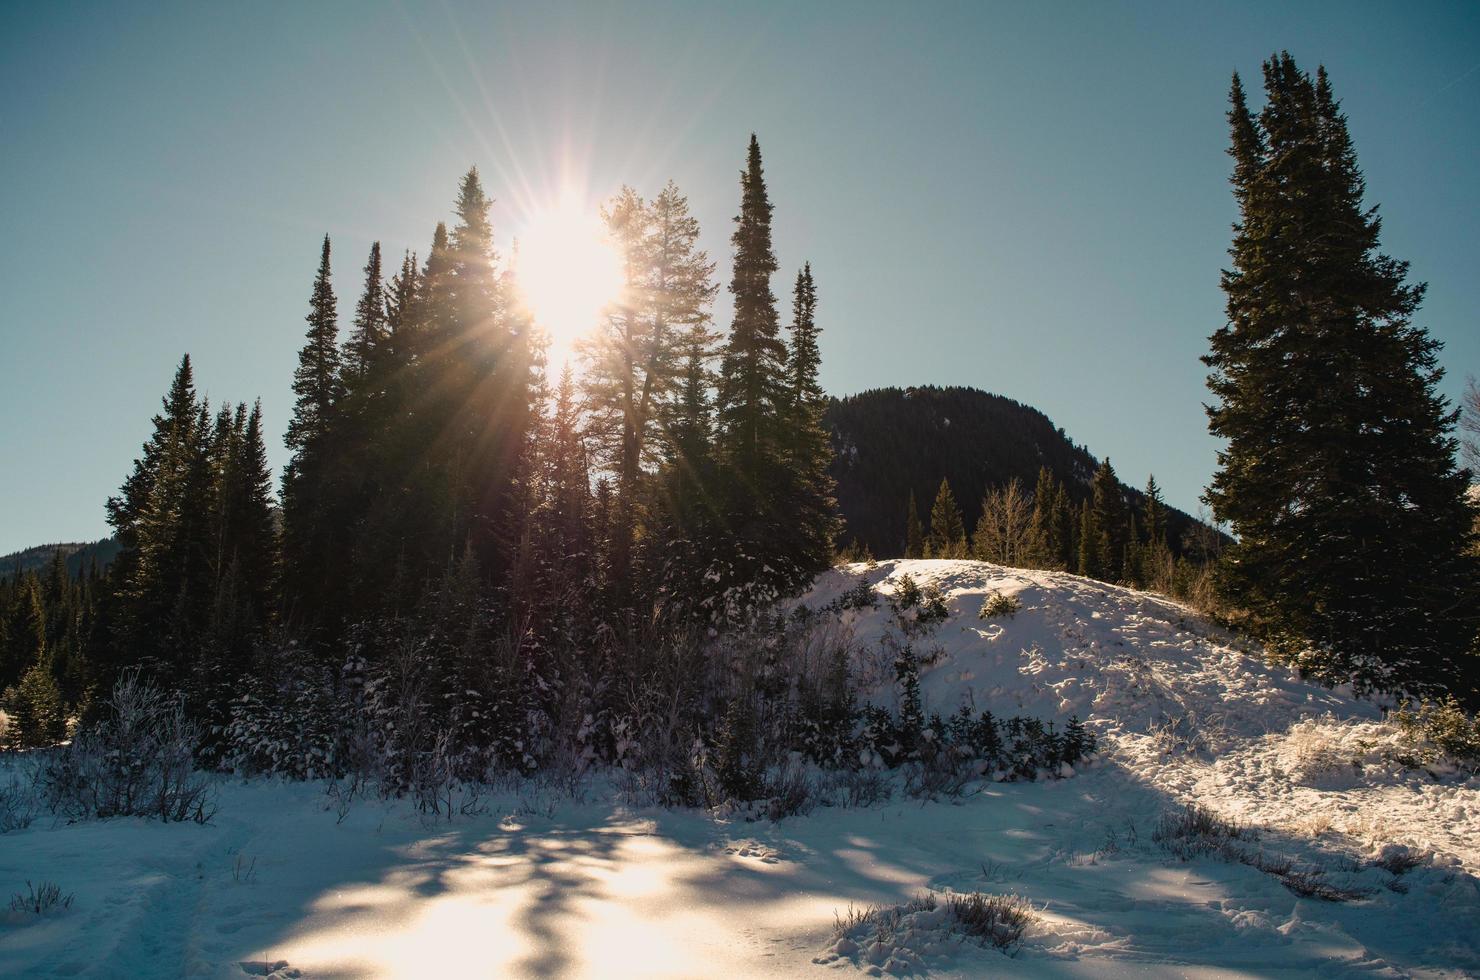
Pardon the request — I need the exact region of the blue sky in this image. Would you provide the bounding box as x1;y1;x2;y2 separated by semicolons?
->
2;1;1477;553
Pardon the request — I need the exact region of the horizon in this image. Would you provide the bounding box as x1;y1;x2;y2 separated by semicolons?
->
4;1;1479;553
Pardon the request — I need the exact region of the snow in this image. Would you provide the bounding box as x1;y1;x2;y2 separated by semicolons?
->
3;559;1478;976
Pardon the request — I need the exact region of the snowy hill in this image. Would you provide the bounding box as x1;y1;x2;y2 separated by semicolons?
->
2;559;1478;977
810;560;1477;869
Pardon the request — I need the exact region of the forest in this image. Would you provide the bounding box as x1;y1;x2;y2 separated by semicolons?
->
0;57;1476;806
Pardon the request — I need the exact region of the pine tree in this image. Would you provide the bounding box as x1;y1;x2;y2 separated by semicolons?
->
344;242;387;386
904;490;925;559
1143;474;1166;547
1077;499;1101;580
779;263;840;575
1053;484;1076;571
281;236;344;628
717;136;787;480
1090;458;1126;582
927;478;967;559
711;135;798;608
284;236;343;457
1027;467;1061;569
1205;55;1478;697
3;659;66;749
1;575;45;691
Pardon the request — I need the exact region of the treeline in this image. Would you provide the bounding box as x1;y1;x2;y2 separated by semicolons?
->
0;551;102;747
826;386;1208;561
0;540;120;580
880;461;1218;604
2;135;841;759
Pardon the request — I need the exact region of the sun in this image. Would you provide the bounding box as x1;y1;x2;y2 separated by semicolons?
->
513;193;624;361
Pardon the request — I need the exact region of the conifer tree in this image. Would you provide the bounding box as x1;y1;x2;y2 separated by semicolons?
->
1052;484;1076;571
1206;55;1478;696
927;478;967;559
1;575;45;691
779;263;840;574
711;135;799;607
1142;474;1166;547
3;659;65;748
904;490;925;559
1090;458;1126;581
1077;499;1101;580
717;136;787;481
281;236;345;629
344;242;387;386
1027;467;1061;569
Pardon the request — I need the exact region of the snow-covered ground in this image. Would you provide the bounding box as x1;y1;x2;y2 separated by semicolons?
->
2;559;1477;977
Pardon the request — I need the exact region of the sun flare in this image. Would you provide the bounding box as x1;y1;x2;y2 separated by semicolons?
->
513;195;623;358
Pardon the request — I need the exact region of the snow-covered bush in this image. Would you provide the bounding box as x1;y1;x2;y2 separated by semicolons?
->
818;889;1038;971
1391;697;1480;774
944;890;1035;952
978;591;1021;620
41;672;216;824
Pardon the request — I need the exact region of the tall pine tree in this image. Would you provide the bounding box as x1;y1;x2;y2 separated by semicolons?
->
1206;55;1478;697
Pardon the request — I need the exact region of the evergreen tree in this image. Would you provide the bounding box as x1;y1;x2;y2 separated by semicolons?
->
3;659;66;748
344;242;387;385
1142;474;1166;547
1077;499;1101;580
281;236;344;628
1;575;45;691
779;262;840;575
904;490;924;559
927;478;967;559
1052;483;1076;571
716;136;787;481
1205;56;1478;697
1026;467;1061;569
711;135;800;609
1090;458;1126;581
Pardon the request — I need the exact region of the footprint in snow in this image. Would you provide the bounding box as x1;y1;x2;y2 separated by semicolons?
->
721;841;782;864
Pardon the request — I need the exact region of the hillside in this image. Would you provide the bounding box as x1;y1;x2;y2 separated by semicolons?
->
826;386;1214;557
4;560;1477;977
0;538;119;579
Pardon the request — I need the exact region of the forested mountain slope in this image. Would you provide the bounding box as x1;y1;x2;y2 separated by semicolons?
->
826;386;1214;556
0;538;119;579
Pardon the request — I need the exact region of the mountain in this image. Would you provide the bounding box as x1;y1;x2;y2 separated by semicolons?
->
825;385;1214;557
0;537;120;579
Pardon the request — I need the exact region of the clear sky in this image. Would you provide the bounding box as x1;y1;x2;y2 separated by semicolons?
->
2;1;1477;554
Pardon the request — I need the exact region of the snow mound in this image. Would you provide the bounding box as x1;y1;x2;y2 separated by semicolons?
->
804;559;1378;741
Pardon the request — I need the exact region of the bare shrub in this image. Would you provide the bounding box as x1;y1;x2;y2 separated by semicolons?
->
0;760;40;834
764;762;815;821
945;891;1036;952
1154;803;1374;902
41;672;217;824
817;765;892;809
903;745;976;801
1152;803;1248;860
9;880;72;915
831;892;938;944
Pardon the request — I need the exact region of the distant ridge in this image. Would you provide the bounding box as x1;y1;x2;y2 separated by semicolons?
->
825;385;1214;558
0;538;120;578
